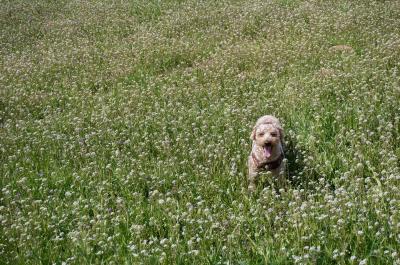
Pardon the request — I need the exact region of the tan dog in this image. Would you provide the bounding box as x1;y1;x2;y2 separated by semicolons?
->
248;115;286;192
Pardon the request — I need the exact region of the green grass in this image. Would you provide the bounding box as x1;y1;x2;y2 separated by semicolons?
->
1;0;400;264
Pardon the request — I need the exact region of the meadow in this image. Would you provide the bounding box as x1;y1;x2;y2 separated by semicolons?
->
1;0;400;264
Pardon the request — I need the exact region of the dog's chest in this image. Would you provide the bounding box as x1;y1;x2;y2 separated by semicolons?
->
252;152;284;172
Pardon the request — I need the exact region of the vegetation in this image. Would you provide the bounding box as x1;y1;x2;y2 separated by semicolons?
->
1;0;399;264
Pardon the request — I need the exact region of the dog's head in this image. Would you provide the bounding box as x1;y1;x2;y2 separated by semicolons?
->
251;121;283;158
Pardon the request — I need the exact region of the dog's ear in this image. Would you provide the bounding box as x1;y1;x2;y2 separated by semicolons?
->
276;124;284;143
250;126;257;141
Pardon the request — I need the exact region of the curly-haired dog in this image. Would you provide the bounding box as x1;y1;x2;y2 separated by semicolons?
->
248;115;286;192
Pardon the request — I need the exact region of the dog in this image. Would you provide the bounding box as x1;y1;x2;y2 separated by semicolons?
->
248;115;286;192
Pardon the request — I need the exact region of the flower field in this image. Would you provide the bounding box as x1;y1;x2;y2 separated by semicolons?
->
1;0;399;264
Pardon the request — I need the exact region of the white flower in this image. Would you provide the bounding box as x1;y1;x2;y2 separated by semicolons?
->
359;259;367;265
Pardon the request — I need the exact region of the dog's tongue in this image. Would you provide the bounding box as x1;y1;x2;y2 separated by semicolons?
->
263;145;272;158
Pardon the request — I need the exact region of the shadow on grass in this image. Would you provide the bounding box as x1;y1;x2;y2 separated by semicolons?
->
284;137;319;189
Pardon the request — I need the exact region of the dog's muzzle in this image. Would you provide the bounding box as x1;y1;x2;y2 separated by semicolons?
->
263;142;273;158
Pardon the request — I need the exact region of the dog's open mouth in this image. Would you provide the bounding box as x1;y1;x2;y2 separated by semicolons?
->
263;143;273;158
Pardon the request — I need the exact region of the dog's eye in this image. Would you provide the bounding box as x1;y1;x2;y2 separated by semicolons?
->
258;132;265;137
271;132;278;137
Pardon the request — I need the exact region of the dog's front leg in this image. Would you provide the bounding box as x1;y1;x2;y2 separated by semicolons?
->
248;171;258;192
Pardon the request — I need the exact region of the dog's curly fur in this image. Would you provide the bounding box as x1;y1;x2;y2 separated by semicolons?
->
248;115;286;192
